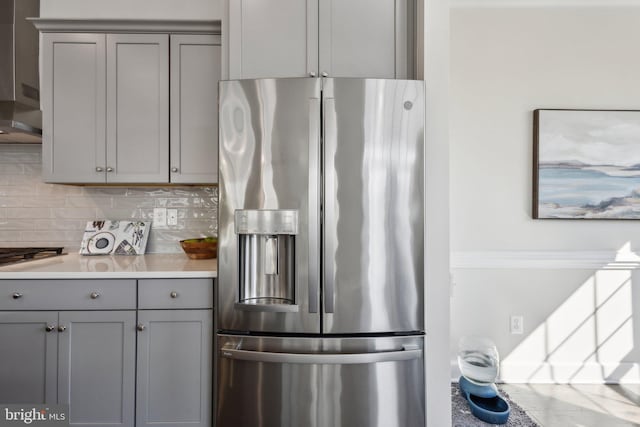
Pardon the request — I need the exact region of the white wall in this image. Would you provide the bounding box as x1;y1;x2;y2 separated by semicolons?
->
40;0;221;20
450;7;640;383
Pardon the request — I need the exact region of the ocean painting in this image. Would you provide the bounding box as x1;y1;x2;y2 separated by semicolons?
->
534;109;640;219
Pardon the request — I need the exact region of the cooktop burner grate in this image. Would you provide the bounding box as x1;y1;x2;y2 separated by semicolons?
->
0;247;65;266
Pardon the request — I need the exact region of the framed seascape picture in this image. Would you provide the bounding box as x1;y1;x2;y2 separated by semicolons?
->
534;109;640;219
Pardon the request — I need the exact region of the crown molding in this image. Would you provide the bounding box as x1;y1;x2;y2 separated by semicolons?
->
29;18;221;34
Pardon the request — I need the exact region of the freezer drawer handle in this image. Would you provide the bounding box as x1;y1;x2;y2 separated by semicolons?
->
220;346;422;365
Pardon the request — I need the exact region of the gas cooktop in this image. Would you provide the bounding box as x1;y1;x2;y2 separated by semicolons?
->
0;247;65;266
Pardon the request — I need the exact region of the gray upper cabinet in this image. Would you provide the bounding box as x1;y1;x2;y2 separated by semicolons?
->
38;21;221;184
41;32;168;184
106;34;169;184
228;0;318;79
228;0;413;79
318;0;411;79
170;35;221;184
42;33;106;183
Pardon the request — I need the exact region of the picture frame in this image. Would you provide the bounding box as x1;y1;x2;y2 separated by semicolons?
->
533;109;640;219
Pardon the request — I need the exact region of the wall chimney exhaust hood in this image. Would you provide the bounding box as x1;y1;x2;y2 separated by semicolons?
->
0;0;41;143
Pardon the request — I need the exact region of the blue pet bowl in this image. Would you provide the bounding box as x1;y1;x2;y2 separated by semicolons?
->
459;376;511;425
467;393;511;425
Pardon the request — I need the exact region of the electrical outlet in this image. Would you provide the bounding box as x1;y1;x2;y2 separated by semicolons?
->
510;315;524;335
153;208;167;228
167;209;178;226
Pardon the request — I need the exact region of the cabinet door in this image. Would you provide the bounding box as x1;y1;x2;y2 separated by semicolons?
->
58;311;136;427
136;310;212;427
319;0;412;79
106;34;169;183
42;33;107;183
170;35;221;184
0;311;58;403
228;0;318;79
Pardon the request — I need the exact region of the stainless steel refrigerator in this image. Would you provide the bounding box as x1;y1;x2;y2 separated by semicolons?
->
217;77;425;427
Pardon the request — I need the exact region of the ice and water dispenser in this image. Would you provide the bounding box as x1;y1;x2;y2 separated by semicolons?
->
235;209;299;311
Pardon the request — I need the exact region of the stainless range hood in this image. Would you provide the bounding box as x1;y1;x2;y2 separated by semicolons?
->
0;0;41;143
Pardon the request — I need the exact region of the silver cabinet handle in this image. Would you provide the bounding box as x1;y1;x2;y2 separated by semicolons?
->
137;323;145;331
321;71;328;77
95;167;104;172
45;325;55;332
171;167;178;173
220;346;422;365
106;167;114;172
57;325;66;332
170;291;178;298
12;292;22;299
309;71;316;77
90;292;100;299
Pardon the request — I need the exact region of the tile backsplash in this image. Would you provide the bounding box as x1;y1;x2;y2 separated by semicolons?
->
0;144;217;253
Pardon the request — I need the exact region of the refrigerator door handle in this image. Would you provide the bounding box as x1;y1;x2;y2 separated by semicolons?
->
323;97;336;314
220;345;422;365
308;97;320;314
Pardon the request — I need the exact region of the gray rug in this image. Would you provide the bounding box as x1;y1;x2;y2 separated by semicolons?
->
452;384;540;427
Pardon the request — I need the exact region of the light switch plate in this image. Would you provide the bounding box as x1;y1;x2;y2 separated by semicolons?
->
167;209;178;226
153;208;167;227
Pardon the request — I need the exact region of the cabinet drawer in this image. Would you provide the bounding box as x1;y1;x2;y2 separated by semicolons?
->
138;279;213;309
0;280;136;310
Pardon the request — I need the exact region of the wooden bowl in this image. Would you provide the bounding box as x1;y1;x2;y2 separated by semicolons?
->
180;239;217;259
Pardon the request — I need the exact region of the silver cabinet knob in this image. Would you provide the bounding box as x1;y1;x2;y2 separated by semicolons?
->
321;71;328;77
45;325;55;332
170;291;178;299
171;167;178;173
57;325;66;332
106;167;114;172
95;166;104;172
309;71;316;77
90;292;100;299
137;323;146;331
12;292;22;299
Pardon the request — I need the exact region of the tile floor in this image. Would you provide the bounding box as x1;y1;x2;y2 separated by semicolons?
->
500;384;640;427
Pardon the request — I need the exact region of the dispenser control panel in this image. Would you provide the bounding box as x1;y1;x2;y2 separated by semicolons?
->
235;210;298;235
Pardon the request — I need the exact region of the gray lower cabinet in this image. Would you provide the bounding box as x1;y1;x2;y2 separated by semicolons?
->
136;310;213;427
58;311;136;427
0;310;136;427
136;278;213;427
227;0;413;79
0;311;58;404
0;278;213;427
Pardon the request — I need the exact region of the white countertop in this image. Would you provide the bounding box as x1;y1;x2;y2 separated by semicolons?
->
0;253;217;279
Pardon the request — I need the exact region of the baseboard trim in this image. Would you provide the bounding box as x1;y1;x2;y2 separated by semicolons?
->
451;360;640;384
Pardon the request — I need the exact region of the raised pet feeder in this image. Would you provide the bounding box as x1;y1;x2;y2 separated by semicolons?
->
457;336;511;425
